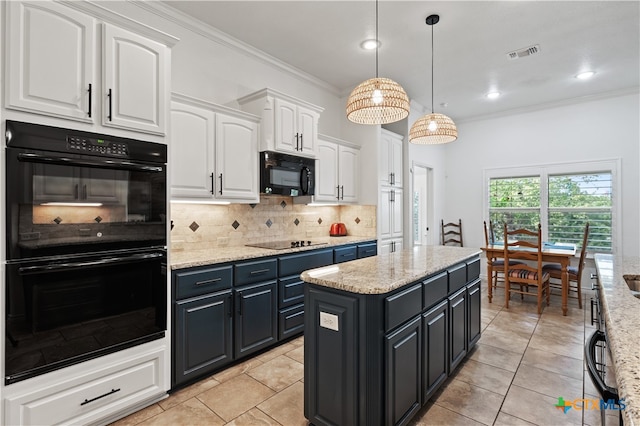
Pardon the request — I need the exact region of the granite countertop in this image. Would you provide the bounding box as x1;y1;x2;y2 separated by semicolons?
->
170;236;376;269
594;254;640;426
301;246;481;295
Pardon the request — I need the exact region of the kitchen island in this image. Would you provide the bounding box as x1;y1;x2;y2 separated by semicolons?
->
301;246;481;426
594;254;640;426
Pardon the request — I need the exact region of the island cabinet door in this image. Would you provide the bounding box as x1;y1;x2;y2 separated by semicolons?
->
467;278;482;349
234;281;278;358
174;290;233;387
422;299;448;403
385;316;422;426
448;287;467;372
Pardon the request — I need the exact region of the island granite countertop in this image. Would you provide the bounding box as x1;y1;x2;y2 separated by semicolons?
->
594;254;640;426
301;245;481;295
170;236;376;269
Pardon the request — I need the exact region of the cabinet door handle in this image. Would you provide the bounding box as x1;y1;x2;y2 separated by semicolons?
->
210;173;215;194
299;133;303;150
250;268;270;275
80;388;120;406
195;277;222;286
238;294;243;315
82;184;87;200
219;174;223;195
336;186;340;200
107;88;113;121
341;185;344;200
74;184;79;200
227;295;232;317
390;190;395;203
87;83;92;118
390;172;394;185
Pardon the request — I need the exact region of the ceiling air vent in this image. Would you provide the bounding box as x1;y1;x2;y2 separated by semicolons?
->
507;44;540;60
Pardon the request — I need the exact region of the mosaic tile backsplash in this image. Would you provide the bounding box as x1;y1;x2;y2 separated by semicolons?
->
170;196;377;251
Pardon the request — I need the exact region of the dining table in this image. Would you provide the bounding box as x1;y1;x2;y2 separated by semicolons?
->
482;242;577;315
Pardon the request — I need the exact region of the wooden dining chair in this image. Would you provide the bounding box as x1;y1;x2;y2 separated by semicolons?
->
503;223;550;314
441;219;463;247
483;220;524;290
543;222;589;309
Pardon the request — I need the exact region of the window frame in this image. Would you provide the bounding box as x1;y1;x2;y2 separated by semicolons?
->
483;159;621;255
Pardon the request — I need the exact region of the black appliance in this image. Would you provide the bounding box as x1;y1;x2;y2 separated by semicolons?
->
4;120;167;385
585;274;623;425
260;151;315;196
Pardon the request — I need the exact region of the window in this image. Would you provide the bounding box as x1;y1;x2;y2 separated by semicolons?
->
486;161;618;254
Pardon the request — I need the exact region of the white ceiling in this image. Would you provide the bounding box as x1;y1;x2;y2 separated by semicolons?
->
163;1;640;121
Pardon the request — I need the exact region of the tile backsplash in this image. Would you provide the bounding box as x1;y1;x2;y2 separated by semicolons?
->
170;196;376;251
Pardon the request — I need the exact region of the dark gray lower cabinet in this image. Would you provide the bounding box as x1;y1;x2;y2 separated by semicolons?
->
385;316;422;426
467;278;481;349
448;287;467;372
235;280;278;358
174;290;233;385
422;299;448;402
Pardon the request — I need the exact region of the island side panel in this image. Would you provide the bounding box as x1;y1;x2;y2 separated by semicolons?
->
304;286;359;426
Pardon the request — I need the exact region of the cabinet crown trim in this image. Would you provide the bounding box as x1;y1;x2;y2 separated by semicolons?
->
318;134;361;150
237;88;324;113
59;0;180;46
172;93;260;122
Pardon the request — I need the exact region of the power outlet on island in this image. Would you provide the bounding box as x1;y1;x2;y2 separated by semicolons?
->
319;311;339;331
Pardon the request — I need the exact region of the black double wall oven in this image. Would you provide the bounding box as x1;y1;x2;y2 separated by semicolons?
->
5;121;168;385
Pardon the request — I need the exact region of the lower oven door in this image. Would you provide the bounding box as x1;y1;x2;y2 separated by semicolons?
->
5;249;167;385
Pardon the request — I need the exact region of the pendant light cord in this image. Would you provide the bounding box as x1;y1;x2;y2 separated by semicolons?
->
375;0;379;78
431;21;434;114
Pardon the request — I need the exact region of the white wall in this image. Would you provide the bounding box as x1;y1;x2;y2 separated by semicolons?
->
443;93;640;257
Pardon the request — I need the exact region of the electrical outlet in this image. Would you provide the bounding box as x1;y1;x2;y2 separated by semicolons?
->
218;237;229;246
319;312;339;331
306;230;314;237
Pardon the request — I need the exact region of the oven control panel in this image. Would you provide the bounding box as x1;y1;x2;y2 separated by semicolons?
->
67;136;128;156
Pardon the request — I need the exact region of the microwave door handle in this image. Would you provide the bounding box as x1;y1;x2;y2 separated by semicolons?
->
18;252;165;274
300;166;311;194
17;153;163;173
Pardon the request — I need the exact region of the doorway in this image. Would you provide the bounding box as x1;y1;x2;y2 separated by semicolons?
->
412;163;434;246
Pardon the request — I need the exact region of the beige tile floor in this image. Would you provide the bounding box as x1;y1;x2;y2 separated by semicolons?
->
112;281;620;426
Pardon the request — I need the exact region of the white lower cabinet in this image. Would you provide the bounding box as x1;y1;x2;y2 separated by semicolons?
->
170;94;260;203
379;238;403;254
4;346;166;426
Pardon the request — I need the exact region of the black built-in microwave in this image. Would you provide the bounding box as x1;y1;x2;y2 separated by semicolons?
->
260;151;315;196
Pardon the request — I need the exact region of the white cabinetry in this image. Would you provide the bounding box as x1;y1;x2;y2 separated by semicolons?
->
170;94;260;203
378;130;404;253
316;135;360;203
379;130;404;187
4;346;166;426
5;1;174;136
238;88;323;157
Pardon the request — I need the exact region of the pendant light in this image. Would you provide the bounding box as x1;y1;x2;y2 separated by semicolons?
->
346;0;409;125
409;14;458;144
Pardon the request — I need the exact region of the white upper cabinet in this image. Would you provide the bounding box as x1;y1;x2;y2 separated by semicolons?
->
238;88;323;158
102;24;167;135
5;1;174;136
170;100;215;199
170;95;260;203
6;1;96;121
379;129;404;187
315;135;360;203
215;113;259;201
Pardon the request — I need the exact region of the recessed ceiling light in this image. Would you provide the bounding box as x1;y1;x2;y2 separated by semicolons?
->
576;71;595;80
360;39;380;50
486;91;501;99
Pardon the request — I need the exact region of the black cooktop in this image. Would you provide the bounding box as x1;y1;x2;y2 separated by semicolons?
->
246;240;328;250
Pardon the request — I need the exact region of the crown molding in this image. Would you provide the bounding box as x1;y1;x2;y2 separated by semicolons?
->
131;0;341;96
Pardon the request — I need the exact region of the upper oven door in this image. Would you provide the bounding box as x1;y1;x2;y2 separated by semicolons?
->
6;147;167;261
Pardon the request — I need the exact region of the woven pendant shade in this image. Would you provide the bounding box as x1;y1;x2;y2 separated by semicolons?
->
409;113;458;144
346;77;410;125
